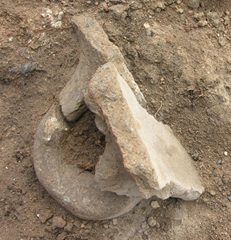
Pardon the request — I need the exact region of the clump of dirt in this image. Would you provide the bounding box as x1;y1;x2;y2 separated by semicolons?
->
62;111;105;173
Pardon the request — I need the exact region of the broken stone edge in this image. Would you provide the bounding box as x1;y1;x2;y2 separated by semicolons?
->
84;62;204;200
33;103;142;220
59;14;146;122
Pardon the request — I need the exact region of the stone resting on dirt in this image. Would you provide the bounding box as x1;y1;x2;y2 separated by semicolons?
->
33;14;204;220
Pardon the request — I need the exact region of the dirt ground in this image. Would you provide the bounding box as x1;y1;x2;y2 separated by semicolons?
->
1;0;231;239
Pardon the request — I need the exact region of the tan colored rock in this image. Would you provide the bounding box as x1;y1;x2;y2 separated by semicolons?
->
52;216;66;229
84;62;204;200
59;14;146;121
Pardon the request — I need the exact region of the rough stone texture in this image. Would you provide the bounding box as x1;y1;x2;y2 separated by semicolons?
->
33;103;142;220
109;4;129;20
37;210;53;224
187;0;200;9
150;200;160;209
59;14;146;121
207;12;220;28
147;216;157;227
52;216;66;229
84;62;204;200
64;222;74;232
165;0;175;5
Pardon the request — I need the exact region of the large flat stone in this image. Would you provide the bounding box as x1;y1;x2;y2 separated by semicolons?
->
84;62;204;200
59;14;146;121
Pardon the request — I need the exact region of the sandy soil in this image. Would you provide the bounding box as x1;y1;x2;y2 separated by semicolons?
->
1;0;231;239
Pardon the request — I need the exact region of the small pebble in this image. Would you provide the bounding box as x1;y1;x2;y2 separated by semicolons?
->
228;196;231;202
192;153;199;161
165;0;174;4
156;222;161;228
147;216;157;227
155;1;165;11
216;159;222;165
209;190;216;196
150;201;160;209
138;4;143;9
103;224;109;229
37;210;53;224
193;12;204;21
224;16;230;25
207;12;220;28
176;8;184;14
109;4;128;20
144;22;150;29
224;151;228;156
94;221;100;227
141;221;147;229
52;216;66;229
11;62;37;75
112;218;117;225
103;3;109;12
198;20;208;27
64;222;73;232
56;232;67;240
144;230;149;236
85;223;92;229
188;0;200;9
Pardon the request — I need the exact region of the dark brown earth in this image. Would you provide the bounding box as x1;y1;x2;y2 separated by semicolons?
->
1;0;231;239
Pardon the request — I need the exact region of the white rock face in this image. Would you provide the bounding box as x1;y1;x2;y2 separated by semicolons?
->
85;62;204;200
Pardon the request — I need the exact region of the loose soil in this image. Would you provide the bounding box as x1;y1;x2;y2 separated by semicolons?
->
1;0;231;239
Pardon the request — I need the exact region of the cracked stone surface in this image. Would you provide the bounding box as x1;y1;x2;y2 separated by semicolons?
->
84;62;204;200
59;14;146;121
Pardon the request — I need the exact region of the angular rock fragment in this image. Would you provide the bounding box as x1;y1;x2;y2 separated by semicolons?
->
52;216;66;229
109;4;129;20
84;62;204;200
59;14;146;121
188;0;200;9
207;12;220;28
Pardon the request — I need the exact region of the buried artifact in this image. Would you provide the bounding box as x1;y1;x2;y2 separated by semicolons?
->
33;14;204;220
